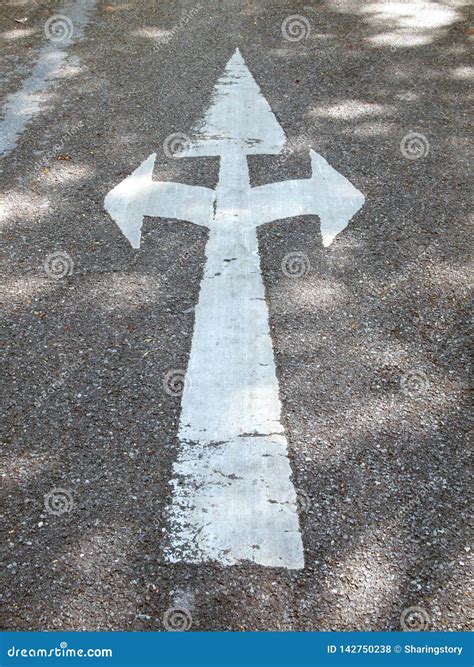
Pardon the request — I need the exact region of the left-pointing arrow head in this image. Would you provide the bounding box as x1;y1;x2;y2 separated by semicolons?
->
104;153;157;249
104;154;215;248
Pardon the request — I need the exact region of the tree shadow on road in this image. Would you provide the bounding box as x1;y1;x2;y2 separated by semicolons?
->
1;0;471;631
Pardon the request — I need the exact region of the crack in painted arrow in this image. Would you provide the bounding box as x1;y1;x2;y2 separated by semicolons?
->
104;49;365;569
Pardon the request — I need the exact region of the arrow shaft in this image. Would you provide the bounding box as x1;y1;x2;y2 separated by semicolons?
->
251;178;314;226
105;49;365;570
180;150;275;437
164;151;304;568
214;150;251;221
180;221;276;439
145;181;214;228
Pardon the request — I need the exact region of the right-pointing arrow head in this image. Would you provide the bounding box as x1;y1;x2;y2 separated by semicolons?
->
309;149;365;247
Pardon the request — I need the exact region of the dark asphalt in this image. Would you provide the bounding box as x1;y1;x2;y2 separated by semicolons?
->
1;0;472;631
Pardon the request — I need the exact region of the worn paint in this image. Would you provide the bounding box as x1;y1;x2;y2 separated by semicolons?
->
104;49;365;569
0;0;97;159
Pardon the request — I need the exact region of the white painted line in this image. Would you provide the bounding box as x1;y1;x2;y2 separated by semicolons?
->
105;49;365;569
0;0;97;159
251;150;365;247
104;153;214;248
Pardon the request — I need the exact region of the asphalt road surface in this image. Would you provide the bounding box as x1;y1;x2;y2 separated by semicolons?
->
1;0;472;632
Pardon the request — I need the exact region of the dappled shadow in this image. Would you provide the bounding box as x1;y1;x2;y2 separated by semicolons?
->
1;0;471;631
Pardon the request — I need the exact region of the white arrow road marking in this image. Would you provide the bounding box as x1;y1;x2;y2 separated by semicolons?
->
0;0;97;159
104;153;214;248
251;149;365;247
104;49;365;569
166;50;304;569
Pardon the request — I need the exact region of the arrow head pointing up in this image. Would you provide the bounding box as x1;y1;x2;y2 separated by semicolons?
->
177;48;286;158
105;48;365;253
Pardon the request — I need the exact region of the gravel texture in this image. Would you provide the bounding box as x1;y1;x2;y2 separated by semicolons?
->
1;0;472;632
